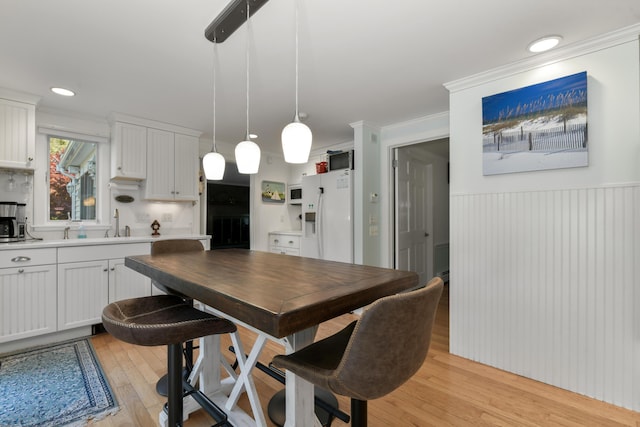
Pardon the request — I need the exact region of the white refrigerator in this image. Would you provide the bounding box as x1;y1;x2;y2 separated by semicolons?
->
300;169;353;262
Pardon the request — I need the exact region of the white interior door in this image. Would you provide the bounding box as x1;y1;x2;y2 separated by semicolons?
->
394;147;434;286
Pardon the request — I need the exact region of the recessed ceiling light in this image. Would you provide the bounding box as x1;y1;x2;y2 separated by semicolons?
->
249;133;258;139
527;36;562;53
51;87;75;97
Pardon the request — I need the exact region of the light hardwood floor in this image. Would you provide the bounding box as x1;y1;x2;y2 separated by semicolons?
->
90;286;640;426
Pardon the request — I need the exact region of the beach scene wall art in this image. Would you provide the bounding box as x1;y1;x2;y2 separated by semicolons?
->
482;71;588;175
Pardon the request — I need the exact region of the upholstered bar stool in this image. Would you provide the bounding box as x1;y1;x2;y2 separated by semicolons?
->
150;239;205;396
272;277;444;427
102;295;237;427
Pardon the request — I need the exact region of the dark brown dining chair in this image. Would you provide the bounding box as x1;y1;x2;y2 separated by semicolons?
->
271;276;444;427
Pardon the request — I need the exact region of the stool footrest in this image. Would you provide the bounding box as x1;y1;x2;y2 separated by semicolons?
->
182;379;232;427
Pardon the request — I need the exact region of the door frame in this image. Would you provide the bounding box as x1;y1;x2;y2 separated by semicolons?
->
381;135;449;270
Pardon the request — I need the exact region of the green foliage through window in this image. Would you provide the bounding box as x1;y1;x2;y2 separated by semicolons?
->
48;136;97;221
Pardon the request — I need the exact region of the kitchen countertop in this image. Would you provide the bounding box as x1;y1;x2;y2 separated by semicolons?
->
0;234;210;251
269;230;302;236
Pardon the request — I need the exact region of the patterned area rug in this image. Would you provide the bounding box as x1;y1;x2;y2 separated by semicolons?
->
0;338;118;427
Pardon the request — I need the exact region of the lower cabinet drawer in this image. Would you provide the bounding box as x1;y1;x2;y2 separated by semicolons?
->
270;246;300;256
269;234;300;249
0;248;57;269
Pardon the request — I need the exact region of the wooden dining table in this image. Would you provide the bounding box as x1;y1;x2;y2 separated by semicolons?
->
125;248;418;427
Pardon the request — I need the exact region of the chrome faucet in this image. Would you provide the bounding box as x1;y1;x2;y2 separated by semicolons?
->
113;209;120;237
64;212;71;239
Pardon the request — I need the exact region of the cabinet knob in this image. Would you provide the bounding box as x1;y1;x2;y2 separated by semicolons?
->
18;268;24;273
274;239;279;243
288;240;294;244
118;166;122;170
110;267;115;271
27;157;33;162
103;268;109;272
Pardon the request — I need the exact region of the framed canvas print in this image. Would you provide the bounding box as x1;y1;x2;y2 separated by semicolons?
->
482;71;588;175
261;180;285;203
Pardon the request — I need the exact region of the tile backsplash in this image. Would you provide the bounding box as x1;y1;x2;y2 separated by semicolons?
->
109;187;197;238
0;171;32;204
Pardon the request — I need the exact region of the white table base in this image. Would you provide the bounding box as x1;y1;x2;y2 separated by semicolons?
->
158;305;323;427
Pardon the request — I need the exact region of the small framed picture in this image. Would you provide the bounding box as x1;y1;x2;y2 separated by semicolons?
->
261;181;285;203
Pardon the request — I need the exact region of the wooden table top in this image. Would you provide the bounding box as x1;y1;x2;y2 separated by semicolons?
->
125;249;418;338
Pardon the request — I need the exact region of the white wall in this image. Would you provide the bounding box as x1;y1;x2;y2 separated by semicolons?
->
446;27;640;410
352;121;382;266
249;152;300;251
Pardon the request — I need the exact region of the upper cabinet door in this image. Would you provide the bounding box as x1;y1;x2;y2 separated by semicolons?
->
144;128;175;200
173;133;199;201
110;122;147;180
0;98;36;169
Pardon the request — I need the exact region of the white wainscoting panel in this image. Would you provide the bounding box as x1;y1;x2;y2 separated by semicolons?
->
450;184;640;410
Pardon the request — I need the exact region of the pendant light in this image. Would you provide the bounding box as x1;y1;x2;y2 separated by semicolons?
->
235;0;261;174
202;41;226;180
281;0;312;164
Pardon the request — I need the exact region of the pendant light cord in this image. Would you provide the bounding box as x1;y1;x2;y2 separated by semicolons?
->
294;0;299;117
212;41;217;153
245;0;250;139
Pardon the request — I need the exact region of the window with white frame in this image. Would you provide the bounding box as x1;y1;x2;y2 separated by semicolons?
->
48;135;97;221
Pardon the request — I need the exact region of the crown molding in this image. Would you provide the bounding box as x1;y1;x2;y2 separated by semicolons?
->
108;112;202;137
444;23;640;93
0;87;41;105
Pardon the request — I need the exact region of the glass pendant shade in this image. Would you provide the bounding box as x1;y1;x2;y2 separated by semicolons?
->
235;138;261;174
282;118;312;164
202;151;226;180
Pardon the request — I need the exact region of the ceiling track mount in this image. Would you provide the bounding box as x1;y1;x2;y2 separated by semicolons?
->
205;0;270;43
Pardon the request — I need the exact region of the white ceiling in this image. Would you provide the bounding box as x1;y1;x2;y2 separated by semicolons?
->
1;0;639;156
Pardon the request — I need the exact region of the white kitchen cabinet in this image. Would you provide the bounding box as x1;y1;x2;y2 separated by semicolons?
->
110;121;147;180
173;133;199;201
57;243;151;330
144;130;199;201
269;232;301;256
57;260;110;330
0;249;57;343
0;96;37;169
144;128;173;200
108;258;151;301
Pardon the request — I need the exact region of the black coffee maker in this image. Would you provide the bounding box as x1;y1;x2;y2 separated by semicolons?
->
16;203;26;240
0;201;19;242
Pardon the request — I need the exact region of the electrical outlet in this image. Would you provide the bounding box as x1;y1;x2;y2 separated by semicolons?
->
136;212;150;223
